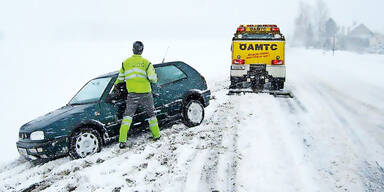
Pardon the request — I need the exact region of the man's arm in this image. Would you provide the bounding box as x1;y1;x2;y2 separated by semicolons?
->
114;63;125;85
146;63;158;83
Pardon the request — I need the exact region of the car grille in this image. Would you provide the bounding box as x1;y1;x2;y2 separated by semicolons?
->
19;133;29;139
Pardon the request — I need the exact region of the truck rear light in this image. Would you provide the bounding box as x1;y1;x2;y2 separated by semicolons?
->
272;60;284;65
271;27;280;32
237;27;245;32
233;59;245;64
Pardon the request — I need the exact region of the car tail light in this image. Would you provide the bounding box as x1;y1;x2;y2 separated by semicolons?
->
272;60;284;65
237;27;245;32
271;27;280;32
233;59;245;64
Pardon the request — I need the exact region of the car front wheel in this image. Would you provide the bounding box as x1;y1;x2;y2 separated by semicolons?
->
183;100;205;127
69;128;102;159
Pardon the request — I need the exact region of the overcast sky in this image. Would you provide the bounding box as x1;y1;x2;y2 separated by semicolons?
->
0;0;383;42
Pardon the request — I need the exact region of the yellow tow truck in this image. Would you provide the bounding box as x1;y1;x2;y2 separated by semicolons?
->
229;24;292;97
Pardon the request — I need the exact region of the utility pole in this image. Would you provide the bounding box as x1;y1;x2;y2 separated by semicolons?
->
332;34;336;56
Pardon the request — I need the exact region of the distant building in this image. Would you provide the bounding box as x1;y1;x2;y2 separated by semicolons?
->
369;33;384;54
344;24;374;51
349;24;374;39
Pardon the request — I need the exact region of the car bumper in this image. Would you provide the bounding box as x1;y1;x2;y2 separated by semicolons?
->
16;136;69;161
202;89;211;107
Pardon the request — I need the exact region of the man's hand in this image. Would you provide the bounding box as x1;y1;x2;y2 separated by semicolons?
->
112;84;121;93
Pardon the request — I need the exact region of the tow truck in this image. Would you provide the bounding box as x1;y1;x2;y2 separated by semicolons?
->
229;24;293;97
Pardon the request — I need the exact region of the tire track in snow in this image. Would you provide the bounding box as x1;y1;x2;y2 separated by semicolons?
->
0;80;234;192
315;82;384;191
232;94;317;192
284;79;384;191
203;100;241;192
182;94;240;192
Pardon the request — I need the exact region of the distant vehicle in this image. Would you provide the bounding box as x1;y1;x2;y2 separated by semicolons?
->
16;61;211;161
229;24;291;97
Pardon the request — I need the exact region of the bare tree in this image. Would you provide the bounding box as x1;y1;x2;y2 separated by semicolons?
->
313;0;329;48
324;18;338;51
292;0;332;49
305;24;315;48
293;1;313;47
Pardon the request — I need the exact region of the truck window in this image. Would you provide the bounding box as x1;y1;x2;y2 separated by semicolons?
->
235;33;278;40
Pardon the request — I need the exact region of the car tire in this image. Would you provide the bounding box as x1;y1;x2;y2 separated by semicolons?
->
182;99;205;127
69;127;102;159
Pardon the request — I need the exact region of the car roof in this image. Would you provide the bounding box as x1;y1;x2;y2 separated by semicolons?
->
95;61;187;79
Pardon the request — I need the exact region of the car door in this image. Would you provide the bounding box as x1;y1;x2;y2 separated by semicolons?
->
152;64;188;118
100;85;150;136
98;81;127;138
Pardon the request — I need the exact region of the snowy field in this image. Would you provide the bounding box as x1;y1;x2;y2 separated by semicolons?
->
1;40;384;191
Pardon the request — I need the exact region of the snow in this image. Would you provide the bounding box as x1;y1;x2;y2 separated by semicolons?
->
1;40;384;191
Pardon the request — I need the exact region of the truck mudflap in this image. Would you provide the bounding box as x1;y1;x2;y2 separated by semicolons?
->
228;88;294;98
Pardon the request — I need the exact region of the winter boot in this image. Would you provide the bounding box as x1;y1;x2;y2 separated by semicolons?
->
119;142;128;149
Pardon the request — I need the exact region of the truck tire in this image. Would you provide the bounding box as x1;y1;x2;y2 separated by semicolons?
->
271;78;285;90
69;127;102;159
182;100;205;127
230;77;241;89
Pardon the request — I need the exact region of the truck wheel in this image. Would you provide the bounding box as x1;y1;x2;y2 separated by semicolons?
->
182;100;205;127
69;127;102;159
271;78;285;90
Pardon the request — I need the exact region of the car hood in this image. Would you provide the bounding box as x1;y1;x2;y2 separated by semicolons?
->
20;104;94;132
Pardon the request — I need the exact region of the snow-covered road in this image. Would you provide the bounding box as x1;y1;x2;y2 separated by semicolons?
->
1;48;384;192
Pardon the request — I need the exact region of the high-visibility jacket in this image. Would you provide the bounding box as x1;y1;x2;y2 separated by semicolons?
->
114;54;158;93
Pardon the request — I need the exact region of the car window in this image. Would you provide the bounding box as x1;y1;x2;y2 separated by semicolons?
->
69;77;112;105
155;65;187;86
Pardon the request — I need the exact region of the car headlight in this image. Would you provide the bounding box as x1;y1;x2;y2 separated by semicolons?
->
30;131;45;140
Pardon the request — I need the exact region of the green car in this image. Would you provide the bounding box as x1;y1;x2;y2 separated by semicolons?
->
16;61;211;161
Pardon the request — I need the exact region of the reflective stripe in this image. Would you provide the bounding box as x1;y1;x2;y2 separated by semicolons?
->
148;75;157;81
125;74;147;80
124;68;147;76
122;121;131;125
149;116;157;121
148;117;158;126
123;116;133;121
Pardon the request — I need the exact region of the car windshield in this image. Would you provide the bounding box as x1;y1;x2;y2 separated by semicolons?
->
69;77;112;105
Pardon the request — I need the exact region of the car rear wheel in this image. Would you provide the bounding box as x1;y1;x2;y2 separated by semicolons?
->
69;128;102;159
183;100;205;127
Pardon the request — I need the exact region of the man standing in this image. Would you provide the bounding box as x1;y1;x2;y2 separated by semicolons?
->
115;41;160;149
